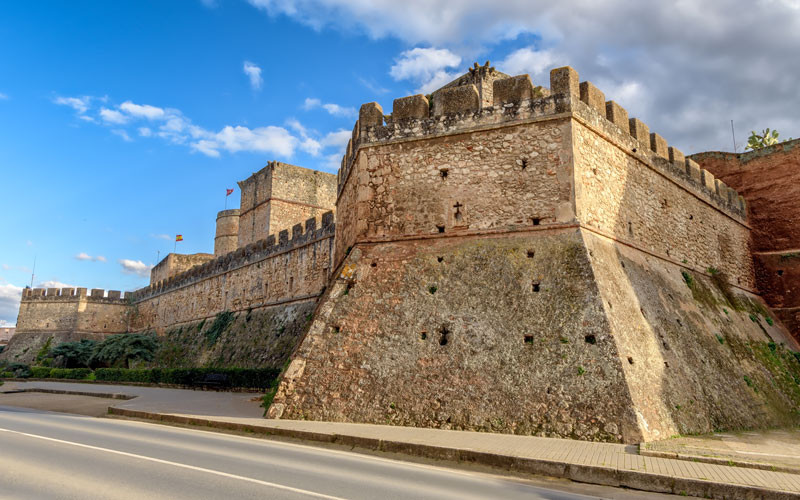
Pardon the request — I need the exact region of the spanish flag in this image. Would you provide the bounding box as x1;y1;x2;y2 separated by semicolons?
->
176;235;183;242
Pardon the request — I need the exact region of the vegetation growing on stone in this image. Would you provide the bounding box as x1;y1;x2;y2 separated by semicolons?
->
205;311;235;346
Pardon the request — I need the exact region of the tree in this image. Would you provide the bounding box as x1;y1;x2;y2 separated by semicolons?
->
51;339;97;368
746;128;791;150
90;333;158;369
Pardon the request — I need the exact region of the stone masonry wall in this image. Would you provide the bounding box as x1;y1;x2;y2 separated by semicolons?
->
572;115;753;289
1;288;129;364
150;253;215;285
129;214;334;334
237;162;336;248
693;140;800;337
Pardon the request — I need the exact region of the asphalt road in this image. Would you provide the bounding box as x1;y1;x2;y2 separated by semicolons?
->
0;405;670;500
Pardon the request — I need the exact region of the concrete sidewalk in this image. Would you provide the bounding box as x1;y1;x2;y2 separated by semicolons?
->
4;380;799;499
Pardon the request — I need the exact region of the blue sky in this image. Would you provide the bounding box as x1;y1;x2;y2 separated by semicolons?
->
2;0;799;325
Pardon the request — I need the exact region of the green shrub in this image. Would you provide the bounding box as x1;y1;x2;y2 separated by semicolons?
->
766;317;774;326
51;339;98;368
91;333;158;368
94;367;279;390
681;271;693;287
205;311;235;346
0;371;12;378
6;363;31;378
30;366;52;378
49;368;92;380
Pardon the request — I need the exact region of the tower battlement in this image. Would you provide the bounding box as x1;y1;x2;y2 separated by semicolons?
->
337;65;745;223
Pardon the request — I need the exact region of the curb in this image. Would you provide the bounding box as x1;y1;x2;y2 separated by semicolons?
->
641;448;800;476
108;408;798;500
0;377;262;393
19;388;135;400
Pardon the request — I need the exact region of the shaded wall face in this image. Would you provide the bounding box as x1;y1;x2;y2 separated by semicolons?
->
695;142;800;253
151;254;215;285
335;119;575;266
694;142;800;339
130;235;333;333
572;121;753;289
237;168;272;248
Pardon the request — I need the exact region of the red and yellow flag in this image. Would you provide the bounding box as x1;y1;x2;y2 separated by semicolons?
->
226;188;234;196
175;235;183;242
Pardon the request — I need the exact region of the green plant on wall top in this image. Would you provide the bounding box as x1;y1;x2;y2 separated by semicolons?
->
746;128;791;150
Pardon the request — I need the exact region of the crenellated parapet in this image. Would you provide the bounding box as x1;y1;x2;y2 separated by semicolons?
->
129;211;335;302
336;63;746;222
21;287;129;303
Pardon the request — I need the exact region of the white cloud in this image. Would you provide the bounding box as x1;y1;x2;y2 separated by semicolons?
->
389;47;462;93
0;92;8;100
245;0;800;152
54;96;92;114
303;97;356;118
100;107;129;124
75;253;106;262
111;129;133;142
150;233;172;241
499;47;563;81
138;127;152;137
0;320;14;328
243;61;263;90
119;259;153;278
0;283;22;325
120;101;165;120
36;281;75;289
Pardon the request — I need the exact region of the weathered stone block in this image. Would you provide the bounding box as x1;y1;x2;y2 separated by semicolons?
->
669;147;685;166
579;81;605;113
76;287;87;297
685;159;702;182
605;101;629;131
714;179;729;199
358;103;383;128
701;169;716;191
628;118;650;145
433;84;480;116
91;289;104;298
393;94;429;120
305;216;317;232
61;288;75;297
292;223;304;240
493;75;535;105
279;229;289;245
47;288;59;297
650;133;668;158
322;211;335;228
107;290;121;299
549;66;579;97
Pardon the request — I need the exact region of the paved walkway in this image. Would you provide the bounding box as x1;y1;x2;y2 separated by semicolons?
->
3;380;799;498
1;380;263;418
643;429;800;474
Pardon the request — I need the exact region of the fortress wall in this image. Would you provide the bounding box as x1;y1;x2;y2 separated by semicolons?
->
237;162;337;249
237;166;272;248
129;214;334;333
215;209;240;257
692;139;800;337
150;253;215;285
572;114;754;289
1;289;129;363
271;230;643;442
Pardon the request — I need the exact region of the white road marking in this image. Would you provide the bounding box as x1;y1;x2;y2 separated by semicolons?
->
0;426;346;500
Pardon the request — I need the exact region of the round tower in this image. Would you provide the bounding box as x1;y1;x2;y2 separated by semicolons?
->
214;209;240;257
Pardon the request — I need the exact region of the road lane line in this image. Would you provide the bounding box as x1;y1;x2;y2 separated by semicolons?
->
0;427;346;500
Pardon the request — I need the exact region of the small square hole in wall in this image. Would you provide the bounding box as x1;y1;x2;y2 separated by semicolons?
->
628;356;634;364
333;326;341;333
524;335;534;345
532;282;540;292
532;218;541;226
526;249;535;258
370;261;377;268
521;159;528;170
437;225;445;233
778;270;785;276
439;168;449;179
585;334;596;345
437;256;444;263
420;331;427;340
